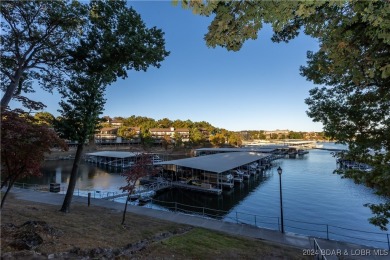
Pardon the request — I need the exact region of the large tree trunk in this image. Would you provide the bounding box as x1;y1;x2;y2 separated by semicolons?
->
1;69;22;108
60;143;84;213
1;82;17;108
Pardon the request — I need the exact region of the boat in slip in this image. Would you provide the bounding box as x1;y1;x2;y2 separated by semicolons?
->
151;154;163;164
233;174;243;183
106;160;134;168
235;169;250;179
297;149;309;155
200;172;234;189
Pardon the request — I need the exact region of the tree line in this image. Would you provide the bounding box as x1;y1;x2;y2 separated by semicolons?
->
34;112;327;148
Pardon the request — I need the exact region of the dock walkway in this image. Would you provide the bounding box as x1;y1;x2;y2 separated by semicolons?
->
6;188;388;259
103;181;172;200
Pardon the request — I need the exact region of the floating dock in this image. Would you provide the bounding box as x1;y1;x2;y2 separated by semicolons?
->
84;151;162;168
154;152;278;195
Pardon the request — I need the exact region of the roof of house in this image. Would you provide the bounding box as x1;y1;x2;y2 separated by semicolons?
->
154;152;270;173
99;127;119;132
149;128;172;132
174;128;189;132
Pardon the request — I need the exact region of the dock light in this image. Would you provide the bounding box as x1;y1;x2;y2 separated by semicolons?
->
277;166;284;233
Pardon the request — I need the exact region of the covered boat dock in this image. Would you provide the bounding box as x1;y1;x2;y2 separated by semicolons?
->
155;152;273;195
194;146;292;157
85;151;163;168
85;151;142;168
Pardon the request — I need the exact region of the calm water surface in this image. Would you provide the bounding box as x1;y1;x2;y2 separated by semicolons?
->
30;143;389;248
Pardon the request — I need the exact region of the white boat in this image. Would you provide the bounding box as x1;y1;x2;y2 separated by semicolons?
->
235;169;250;179
151;154;163;164
201;172;233;182
298;149;309;155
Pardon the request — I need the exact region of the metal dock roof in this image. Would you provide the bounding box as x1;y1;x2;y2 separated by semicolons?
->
155;152;270;174
195;146;286;154
85;151;141;159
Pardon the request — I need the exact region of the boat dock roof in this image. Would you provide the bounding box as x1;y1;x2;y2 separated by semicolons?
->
195;146;289;155
155;152;271;174
85;151;141;159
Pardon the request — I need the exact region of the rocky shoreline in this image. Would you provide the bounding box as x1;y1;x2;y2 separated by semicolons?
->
1;220;193;259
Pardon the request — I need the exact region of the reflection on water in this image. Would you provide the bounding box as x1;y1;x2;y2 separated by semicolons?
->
22;160;127;193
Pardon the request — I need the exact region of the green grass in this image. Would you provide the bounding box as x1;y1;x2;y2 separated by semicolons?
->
146;228;308;259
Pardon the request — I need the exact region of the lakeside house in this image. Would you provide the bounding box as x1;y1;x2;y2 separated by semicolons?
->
94;126;190;144
95;127;120;143
149;127;190;143
95;127;141;144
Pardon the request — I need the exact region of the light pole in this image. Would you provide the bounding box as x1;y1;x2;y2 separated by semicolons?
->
277;166;284;233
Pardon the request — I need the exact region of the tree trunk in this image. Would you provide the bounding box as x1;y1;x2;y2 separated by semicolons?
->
1;71;21;108
1;84;16;108
60;143;84;213
1;177;16;209
1;175;11;189
121;193;130;225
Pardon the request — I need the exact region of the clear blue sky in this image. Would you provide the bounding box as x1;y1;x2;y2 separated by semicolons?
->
10;1;323;132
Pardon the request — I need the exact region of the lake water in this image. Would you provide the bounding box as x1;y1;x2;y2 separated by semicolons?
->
28;143;389;249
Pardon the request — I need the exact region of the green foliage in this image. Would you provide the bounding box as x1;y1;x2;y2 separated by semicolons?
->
55;79;106;144
123;115;158;130
1;0;85;107
365;203;390;231
173;132;183;147
288;131;304;139
157;118;173;128
228;133;242;147
34;112;55;126
117;126;137;140
55;0;169;143
190;127;205;145
181;0;390;230
141;132;155;148
210;133;226;147
172;119;193;129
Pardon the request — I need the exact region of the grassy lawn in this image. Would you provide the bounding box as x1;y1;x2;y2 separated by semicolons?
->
1;194;309;259
144;228;308;259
